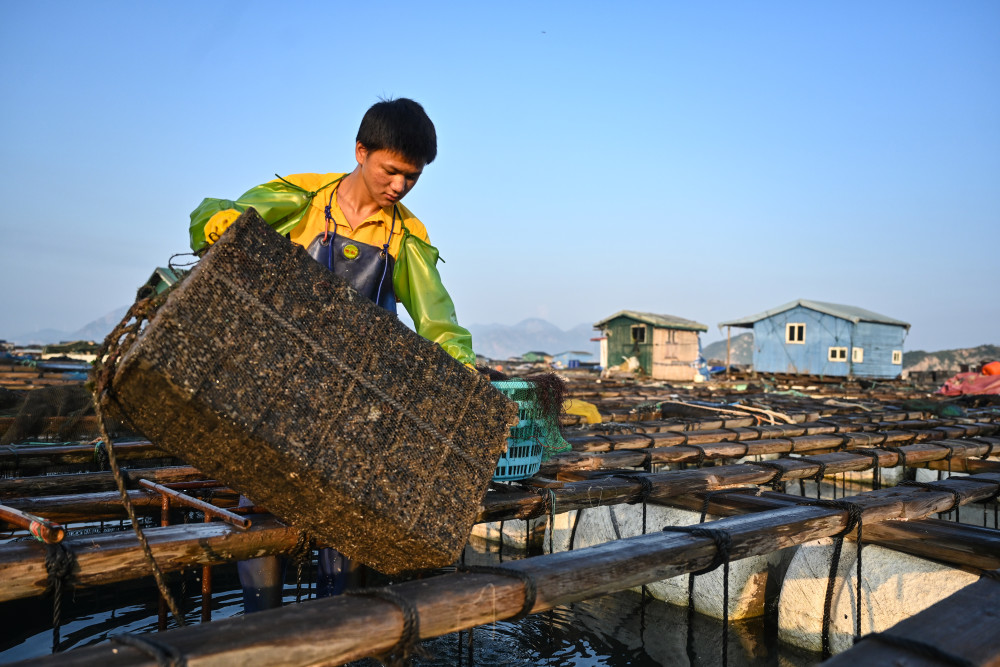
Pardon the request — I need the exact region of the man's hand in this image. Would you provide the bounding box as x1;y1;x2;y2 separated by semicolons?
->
203;209;241;244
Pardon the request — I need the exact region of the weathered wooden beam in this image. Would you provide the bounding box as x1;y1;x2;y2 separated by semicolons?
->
563;423;998;455
484;447;999;523
0;465;202;498
3;442;993;529
542;435;1000;475
822;576;1000;667
0;516;298;602
0;440;169;468
18;477;1000;667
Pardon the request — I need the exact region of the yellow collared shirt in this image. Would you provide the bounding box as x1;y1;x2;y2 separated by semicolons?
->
279;173;429;257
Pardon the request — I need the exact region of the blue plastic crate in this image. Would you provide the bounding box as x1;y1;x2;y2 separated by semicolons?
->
491;379;544;481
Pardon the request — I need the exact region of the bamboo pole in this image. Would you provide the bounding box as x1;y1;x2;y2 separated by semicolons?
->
17;473;1000;667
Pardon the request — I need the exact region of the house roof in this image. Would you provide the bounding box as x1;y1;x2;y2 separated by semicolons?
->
719;299;910;330
594;310;708;332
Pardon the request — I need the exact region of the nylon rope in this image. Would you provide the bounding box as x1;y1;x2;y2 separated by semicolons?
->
795;499;864;658
662;525;733;666
92;296;186;628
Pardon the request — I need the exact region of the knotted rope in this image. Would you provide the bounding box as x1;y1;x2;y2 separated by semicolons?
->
45;542;76;652
796;499;864;658
662;525;734;666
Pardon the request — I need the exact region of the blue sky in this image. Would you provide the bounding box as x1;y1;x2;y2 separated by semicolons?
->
1;1;997;351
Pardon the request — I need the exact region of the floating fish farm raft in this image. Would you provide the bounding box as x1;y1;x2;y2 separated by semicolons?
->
1;369;998;666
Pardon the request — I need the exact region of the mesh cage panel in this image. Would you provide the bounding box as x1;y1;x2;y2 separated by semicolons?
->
105;209;518;574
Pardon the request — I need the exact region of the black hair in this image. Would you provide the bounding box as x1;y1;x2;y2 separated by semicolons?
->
356;98;437;165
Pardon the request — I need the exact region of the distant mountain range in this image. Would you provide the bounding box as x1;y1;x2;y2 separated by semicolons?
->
6;306;130;346
467;318;599;361
8;308;994;373
903;344;1000;372
6;308;600;362
703;332;754;365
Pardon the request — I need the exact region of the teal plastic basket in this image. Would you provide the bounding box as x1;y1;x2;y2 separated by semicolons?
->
491;379;544;481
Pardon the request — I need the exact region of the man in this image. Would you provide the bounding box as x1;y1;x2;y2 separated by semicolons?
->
189;98;474;610
190;97;474;365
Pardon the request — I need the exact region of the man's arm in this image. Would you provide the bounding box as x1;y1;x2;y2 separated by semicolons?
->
189;175;342;252
392;228;476;366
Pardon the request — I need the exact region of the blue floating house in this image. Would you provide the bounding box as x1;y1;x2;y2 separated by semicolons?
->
719;299;910;379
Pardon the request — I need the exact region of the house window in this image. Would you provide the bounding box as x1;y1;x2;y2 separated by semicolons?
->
892;350;902;365
852;347;864;363
631;325;646;343
785;323;805;344
828;347;847;362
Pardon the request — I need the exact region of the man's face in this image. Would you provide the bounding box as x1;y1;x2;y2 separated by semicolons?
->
356;143;424;209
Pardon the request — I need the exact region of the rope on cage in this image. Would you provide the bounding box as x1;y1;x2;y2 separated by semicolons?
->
91;295;186;628
289;530;314;603
568;507;583;551
933;477;1000;528
609;473;654;533
882;445;909;479
93;439;109;471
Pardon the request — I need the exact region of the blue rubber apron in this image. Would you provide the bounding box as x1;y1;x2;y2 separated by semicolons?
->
305;184;401;597
305;184;398;313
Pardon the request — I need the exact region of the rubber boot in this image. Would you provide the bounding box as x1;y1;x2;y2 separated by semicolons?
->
238;555;285;613
316;547;349;597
